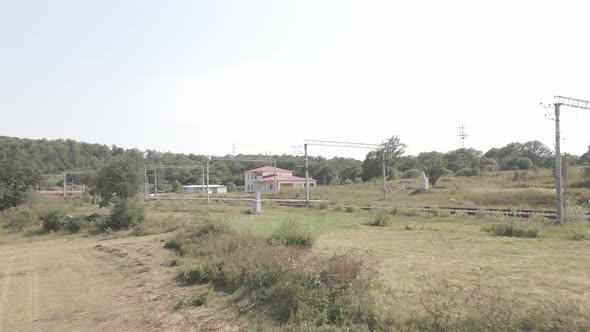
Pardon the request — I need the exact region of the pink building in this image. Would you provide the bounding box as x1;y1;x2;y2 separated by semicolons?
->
244;166;316;193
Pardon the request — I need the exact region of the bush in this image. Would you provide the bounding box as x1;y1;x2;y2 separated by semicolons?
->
105;196;145;231
484;220;539;238
369;210;391;226
164;238;183;251
431;207;451;217
455;167;478;177
318;202;328;210
344;206;355;213
1;207;36;232
40;209;65;232
390;207;422;217
402;169;420;179
269;218;316;247
63;215;84;233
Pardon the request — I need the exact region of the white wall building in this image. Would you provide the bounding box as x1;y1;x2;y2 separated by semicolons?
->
183;184;227;194
244;166;316;193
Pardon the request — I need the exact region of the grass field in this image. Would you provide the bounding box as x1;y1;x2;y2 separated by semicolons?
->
1;169;589;330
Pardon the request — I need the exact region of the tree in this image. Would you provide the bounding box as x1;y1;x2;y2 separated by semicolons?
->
314;166;340;185
423;158;449;186
361;135;406;181
95;155;143;207
0;154;43;211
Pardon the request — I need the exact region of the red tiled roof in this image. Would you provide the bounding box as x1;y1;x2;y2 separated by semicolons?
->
259;175;316;182
245;166;292;173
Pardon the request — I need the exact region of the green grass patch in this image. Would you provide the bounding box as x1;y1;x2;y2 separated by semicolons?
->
484;219;539;238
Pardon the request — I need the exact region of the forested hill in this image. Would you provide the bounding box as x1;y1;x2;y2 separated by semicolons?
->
1;135;587;188
0;136;363;186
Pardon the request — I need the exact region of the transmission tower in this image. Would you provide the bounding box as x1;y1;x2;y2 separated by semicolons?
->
551;96;590;223
457;122;468;149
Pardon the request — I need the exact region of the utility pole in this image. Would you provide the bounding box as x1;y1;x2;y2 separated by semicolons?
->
201;168;205;195
206;157;210;204
63;172;67;199
144;168;148;199
304;144;309;208
382;150;387;199
552;96;590;223
555;103;562;222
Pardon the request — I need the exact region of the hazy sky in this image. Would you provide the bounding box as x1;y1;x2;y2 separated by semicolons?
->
1;0;589;160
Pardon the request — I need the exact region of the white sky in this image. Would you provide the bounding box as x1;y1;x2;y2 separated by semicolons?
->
1;0;589;160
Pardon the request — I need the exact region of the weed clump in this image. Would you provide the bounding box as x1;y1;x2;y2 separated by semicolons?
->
369;210;391;227
484;219;539;238
1;207;37;232
170;220;386;330
164;238;183;251
269;218;316;247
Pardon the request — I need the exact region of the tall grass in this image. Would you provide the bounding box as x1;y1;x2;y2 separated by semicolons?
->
483;219;539;238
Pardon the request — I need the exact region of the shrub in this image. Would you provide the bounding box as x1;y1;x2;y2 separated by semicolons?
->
164;238;183;251
40;209;65;232
484;219;539;238
391;207;422;217
63;215;84;233
318;202;328;210
567;222;589;241
269;218;315;247
176;260;223;285
344;206;355;213
455;167;478;177
105;196;144;231
369;210;391;226
402;169;420;179
430;207;450;217
1;207;36;232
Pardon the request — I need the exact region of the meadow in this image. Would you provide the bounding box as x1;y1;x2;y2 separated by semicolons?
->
1;169;589;330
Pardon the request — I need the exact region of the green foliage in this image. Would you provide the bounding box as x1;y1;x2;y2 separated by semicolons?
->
1;207;37;232
171;223;382;329
402;168;420;179
369;210;391;226
269;218;316;247
0;153;43;211
164;238;183;251
225;181;237;192
171;180;183;193
40;209;66;232
500;156;533;171
63;215;83;233
484;219;539;238
582;164;590;186
362;135;406;181
443;148;484;173
105;196;144;231
391;206;422;217
455;167;478;176
344;206;355;213
96;154;143;207
423;158;449;186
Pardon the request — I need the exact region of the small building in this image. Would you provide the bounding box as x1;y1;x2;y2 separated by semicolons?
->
244;166;316;193
183;185;227;194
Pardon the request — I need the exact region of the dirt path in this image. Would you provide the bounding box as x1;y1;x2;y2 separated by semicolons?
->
0;235;237;332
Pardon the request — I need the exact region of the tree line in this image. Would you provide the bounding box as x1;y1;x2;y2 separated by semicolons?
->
1;135;590;210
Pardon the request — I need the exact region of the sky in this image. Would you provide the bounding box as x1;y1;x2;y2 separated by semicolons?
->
1;0;589;160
